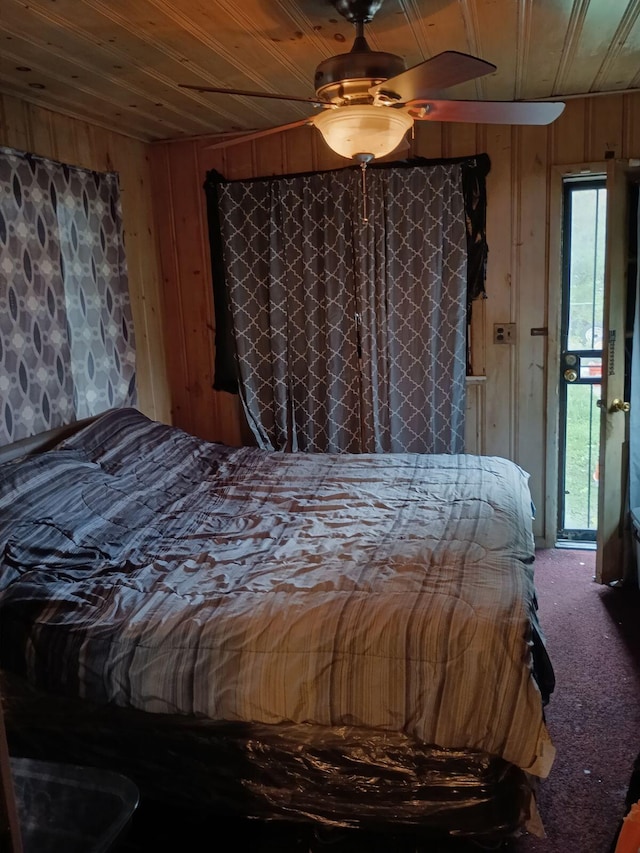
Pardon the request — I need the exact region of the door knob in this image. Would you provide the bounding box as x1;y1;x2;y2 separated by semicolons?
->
610;398;630;413
564;368;578;382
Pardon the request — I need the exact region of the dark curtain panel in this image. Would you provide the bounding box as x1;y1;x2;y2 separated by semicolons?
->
213;169;362;452
205;155;488;453
354;165;468;453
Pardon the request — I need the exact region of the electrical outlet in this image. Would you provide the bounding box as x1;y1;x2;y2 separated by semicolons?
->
494;323;517;344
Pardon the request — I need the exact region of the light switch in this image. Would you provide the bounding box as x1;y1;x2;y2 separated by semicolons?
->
493;323;516;344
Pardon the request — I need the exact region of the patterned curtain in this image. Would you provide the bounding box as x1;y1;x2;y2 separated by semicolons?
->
209;160;471;454
0;147;136;445
215;170;362;452
356;165;467;452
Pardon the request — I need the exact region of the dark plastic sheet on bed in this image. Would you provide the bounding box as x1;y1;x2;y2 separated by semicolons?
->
1;671;536;843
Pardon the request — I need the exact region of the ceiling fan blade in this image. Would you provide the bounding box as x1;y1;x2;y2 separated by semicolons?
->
205;118;314;151
179;84;327;107
370;51;496;103
406;99;565;125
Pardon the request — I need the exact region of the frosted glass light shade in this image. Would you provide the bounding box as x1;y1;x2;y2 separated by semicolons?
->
312;106;413;161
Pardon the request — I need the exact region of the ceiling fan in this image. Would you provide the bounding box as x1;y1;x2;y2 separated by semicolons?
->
179;0;565;163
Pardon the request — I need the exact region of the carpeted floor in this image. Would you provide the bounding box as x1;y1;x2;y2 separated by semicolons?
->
119;548;640;852
514;548;640;853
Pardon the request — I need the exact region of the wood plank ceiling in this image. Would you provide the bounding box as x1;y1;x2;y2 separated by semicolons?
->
1;0;639;144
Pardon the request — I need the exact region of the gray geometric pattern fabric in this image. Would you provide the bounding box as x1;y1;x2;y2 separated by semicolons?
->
0;146;136;446
218;162;466;454
219;170;362;452
356;165;467;453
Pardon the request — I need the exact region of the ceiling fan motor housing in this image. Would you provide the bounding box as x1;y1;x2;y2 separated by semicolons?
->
331;0;385;23
314;46;405;103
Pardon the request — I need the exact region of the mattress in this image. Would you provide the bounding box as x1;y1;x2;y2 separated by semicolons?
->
0;407;555;790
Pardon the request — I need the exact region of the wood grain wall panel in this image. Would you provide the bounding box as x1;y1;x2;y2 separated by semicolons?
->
47;108;80;165
586;94;625;162
447;123;480;159
514;124;552;535
152;139;198;432
284;126;318;175
464;378;487;455
145;147;185;425
585;95;624;161
624;94;640;158
254;134;286;178
115;140;170;421
160;140;218;442
196;139;225;176
481;125;516;462
468;294;487;378
0;92;171;426
0;96;30;152
222;140;256;181
24;106;55;161
551;99;587;165
69;119;96;170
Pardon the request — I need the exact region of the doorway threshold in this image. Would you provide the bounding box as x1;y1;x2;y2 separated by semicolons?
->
555;540;596;551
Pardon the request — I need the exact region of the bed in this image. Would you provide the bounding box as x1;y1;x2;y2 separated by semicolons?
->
0;407;555;843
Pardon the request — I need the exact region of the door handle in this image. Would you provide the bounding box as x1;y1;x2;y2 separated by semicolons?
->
563;368;578;382
610;398;630;413
598;398;630;412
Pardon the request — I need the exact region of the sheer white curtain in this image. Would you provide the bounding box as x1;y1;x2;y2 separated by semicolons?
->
215;161;468;454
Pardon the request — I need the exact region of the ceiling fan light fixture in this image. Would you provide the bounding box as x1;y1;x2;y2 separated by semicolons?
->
312;105;413;161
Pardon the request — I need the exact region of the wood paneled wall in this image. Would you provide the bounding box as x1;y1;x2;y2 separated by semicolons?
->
149;92;640;543
0;93;171;425
2;91;639;542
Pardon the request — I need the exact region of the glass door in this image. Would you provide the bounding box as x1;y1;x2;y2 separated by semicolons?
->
557;177;606;545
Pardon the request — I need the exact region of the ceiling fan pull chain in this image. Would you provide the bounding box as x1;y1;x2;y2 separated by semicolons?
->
360;160;368;223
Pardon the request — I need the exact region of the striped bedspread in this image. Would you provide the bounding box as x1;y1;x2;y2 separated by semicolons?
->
0;408;555;779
